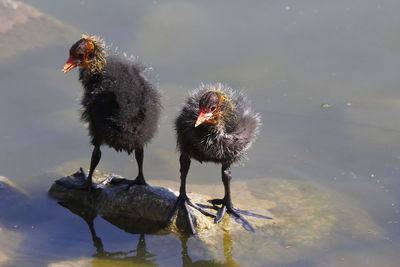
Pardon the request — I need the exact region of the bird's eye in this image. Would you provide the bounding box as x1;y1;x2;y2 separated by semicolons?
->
210;106;216;112
78;53;84;59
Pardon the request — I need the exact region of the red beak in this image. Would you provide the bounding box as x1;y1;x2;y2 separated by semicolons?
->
62;57;79;73
195;108;213;127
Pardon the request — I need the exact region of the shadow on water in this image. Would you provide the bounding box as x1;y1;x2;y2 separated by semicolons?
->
59;201;239;266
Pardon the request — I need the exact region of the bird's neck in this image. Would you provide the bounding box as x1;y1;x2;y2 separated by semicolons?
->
208;113;235;134
84;52;107;73
79;68;104;93
210;123;226;135
215;100;236;132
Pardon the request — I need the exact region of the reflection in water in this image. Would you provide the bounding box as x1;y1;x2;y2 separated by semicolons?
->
59;201;157;265
59;201;239;266
89;233;156;265
180;231;239;267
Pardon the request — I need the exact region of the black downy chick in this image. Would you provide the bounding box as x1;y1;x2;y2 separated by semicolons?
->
167;83;271;234
62;34;161;190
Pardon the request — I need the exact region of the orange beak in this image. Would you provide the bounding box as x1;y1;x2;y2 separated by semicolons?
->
195;108;213;127
62;57;79;73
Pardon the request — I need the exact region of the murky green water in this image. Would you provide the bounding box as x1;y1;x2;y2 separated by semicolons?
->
1;0;400;266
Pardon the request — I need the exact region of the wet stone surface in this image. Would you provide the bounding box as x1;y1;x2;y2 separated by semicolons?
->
46;169;385;265
48;169;276;234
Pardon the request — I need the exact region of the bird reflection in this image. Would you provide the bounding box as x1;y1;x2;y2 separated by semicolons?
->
59;201;156;265
180;231;239;267
58;201;239;266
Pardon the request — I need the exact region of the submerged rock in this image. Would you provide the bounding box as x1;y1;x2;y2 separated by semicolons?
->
48;258;91;267
0;0;76;62
48;169;384;265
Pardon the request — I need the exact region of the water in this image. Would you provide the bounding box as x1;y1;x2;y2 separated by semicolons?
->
1;0;400;266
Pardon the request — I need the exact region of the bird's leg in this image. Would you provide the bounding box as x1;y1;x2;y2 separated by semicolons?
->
86;215;104;256
209;164;272;232
166;154;215;235
85;145;102;191
133;147;147;185
121;147;148;188
180;235;193;265
136;233;147;261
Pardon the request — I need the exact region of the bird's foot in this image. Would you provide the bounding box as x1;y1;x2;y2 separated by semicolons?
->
166;195;216;235
56;168;113;192
94;174;116;189
56;168;91;190
81;168;116;191
56;178;90;190
209;198;272;232
128;175;148;187
109;175;148;189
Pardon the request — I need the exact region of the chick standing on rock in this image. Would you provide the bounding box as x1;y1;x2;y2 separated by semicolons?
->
167;83;271;234
62;34;161;190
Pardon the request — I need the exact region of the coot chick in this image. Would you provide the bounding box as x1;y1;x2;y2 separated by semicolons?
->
62;34;161;190
167;83;271;234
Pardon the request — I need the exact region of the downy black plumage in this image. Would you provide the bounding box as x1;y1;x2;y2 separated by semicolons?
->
62;34;161;190
166;83;271;234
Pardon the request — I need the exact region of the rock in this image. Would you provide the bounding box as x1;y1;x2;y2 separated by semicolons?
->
0;0;76;62
49;170;180;232
0;175;29;196
48;170;385;265
49;169;275;234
